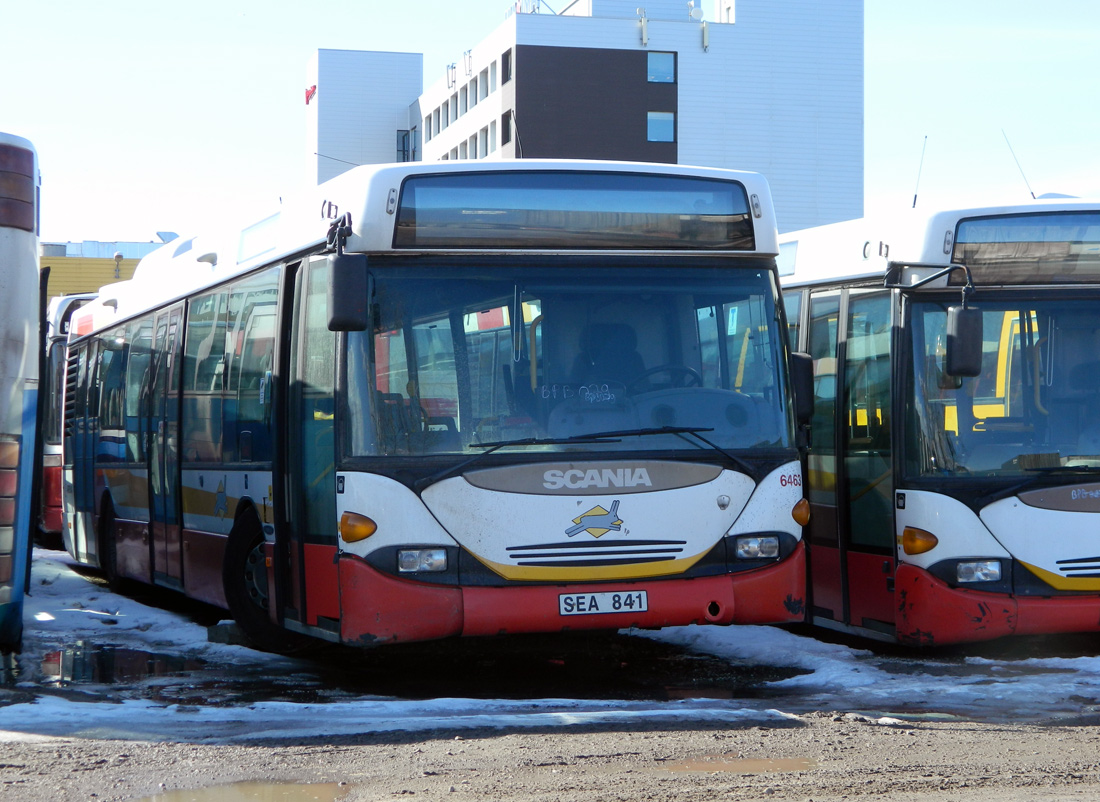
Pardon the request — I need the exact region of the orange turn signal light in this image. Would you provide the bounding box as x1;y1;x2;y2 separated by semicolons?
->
791;498;811;527
901;526;939;555
339;511;378;543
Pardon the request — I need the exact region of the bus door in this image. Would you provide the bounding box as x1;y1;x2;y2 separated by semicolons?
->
147;303;184;588
284;258;340;635
65;340;96;562
806;289;896;635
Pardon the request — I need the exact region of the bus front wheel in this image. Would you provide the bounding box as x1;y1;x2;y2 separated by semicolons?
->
222;514;311;655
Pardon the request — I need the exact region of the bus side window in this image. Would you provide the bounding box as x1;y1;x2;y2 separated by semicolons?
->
223;267;280;463
124;317;153;463
181;289;229;463
97;336;127;462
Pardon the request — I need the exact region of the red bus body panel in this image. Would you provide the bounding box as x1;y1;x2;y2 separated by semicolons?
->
895;563;1100;646
337;542;805;647
41;465;63;533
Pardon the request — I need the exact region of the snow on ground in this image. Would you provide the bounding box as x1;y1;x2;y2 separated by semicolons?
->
2;549;1100;743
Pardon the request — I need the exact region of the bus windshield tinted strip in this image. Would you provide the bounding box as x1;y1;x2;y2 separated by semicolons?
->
393;171;755;250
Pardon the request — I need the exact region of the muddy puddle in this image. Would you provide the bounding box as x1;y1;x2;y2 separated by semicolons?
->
17;633;811;708
138;781;350;801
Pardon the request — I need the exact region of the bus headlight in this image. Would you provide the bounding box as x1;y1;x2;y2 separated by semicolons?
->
398;549;447;573
956;560;1001;583
735;535;779;560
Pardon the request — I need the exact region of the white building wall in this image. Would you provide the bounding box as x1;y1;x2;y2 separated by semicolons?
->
420;19;517;163
678;2;863;231
508;2;862;232
308;1;861;231
307;50;423;184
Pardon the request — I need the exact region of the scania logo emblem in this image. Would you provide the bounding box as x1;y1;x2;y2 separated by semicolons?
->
565;500;623;538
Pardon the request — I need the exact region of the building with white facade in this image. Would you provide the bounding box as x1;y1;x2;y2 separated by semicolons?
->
306;0;863;232
306;49;424;185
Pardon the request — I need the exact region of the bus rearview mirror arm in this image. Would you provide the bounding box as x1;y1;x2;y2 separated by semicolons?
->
887;262;982;378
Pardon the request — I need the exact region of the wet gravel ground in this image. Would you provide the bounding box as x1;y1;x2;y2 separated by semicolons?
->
5;562;1100;800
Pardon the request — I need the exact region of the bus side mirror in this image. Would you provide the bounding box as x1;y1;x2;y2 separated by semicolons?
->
790;351;814;426
327;252;370;331
945;305;982;377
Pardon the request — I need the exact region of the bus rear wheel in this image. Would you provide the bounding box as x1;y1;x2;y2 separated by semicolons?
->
97;499;126;591
222;514;312;655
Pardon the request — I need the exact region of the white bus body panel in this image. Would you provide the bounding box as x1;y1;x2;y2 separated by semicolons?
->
725;462;804;538
981;495;1100;588
337;461;803;581
894;490;1011;568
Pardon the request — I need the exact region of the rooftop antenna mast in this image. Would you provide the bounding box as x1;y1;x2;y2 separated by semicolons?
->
1002;129;1036;199
912;135;927;209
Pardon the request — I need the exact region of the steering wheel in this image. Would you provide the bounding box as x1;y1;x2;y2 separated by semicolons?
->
627;365;703;393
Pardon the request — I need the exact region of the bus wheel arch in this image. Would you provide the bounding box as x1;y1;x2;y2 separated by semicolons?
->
96;493;123;590
222;504;310;654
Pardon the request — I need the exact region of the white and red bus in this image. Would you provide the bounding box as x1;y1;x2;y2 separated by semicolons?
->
0;132;42;652
63;160;812;652
781;200;1100;646
38;292;97;546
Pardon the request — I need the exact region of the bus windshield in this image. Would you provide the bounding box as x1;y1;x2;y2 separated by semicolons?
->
906;296;1100;477
344;261;790;457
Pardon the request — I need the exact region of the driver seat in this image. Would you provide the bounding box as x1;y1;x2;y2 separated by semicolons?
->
571;323;645;387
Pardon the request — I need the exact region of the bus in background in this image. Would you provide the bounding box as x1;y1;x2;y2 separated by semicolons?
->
38;292;97;547
781;200;1100;646
63;160;812;653
0;133;42;652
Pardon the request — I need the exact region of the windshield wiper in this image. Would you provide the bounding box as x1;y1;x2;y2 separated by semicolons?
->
414;432;624;492
979;462;1100;506
415;426;758;493
483;426;756;477
1022;464;1100;474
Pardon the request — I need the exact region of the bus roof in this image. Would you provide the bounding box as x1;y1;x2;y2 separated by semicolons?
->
69;160;778;338
779;198;1100;290
907;197;1100;267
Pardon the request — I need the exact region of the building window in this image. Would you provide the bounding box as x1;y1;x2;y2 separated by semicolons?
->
450;94;458;122
647;111;675;142
502;49;512;83
459;142;467;160
490;120;497;152
432;109;440;136
460;86;468;115
490;61;497;92
501;112;512;145
424;117;432;142
648;52;675;83
479;126;489;158
470;77;478;108
396;130;411;162
479;68;489;101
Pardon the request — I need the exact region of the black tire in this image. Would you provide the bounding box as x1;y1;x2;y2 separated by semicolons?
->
98;499;127;591
222;513;312;655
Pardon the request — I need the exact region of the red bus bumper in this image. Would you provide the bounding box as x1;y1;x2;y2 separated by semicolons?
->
337;541;806;647
896;563;1100;647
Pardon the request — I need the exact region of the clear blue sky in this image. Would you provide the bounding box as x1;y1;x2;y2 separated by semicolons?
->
3;1;1098;243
